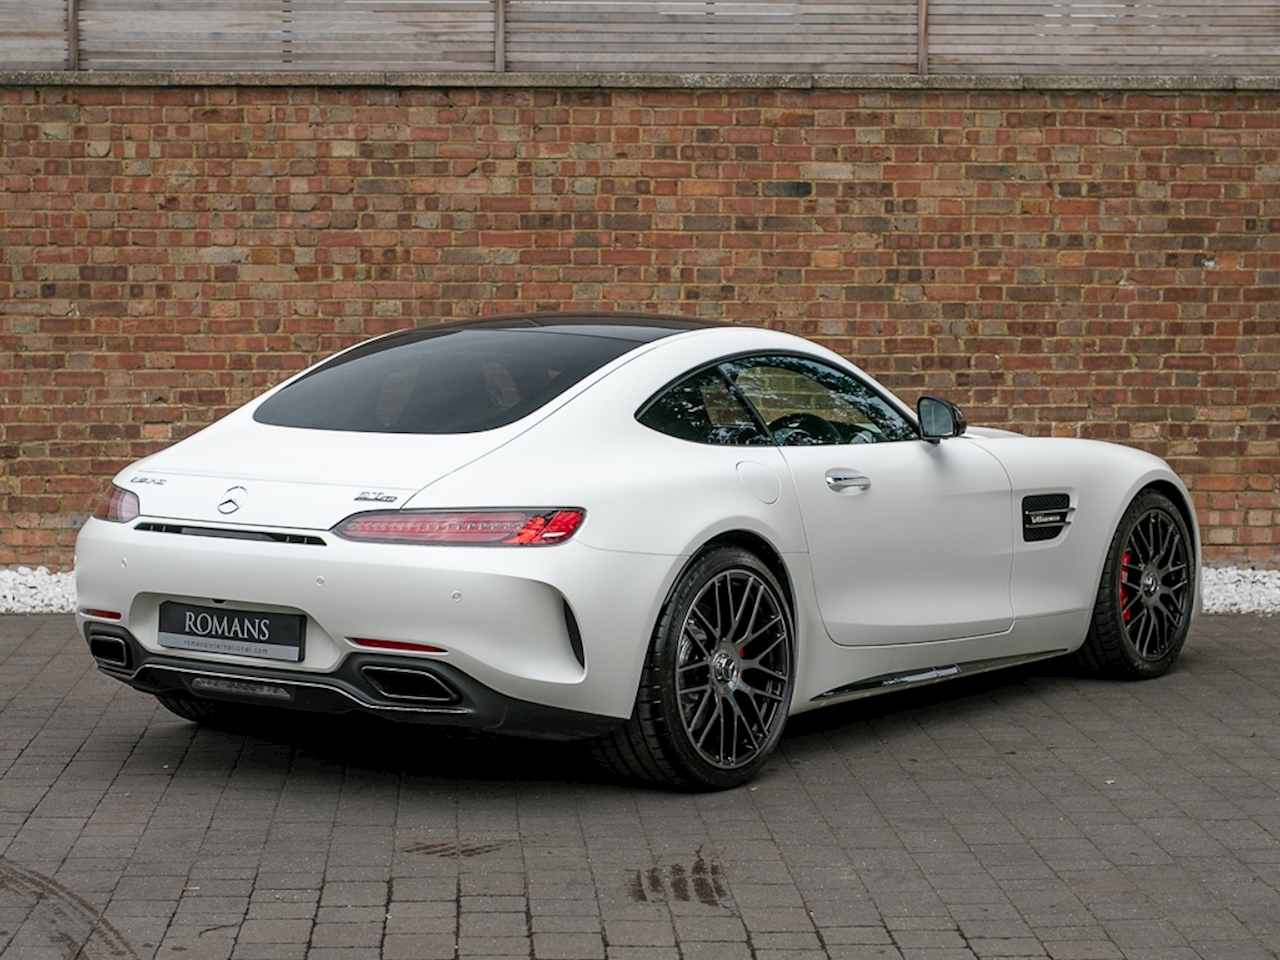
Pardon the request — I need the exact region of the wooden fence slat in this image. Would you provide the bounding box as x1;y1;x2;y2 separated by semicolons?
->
3;0;1278;75
506;0;917;73
0;0;68;69
929;1;1280;74
76;0;495;70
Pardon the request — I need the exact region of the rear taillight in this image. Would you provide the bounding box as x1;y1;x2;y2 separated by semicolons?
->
332;509;585;546
92;484;140;523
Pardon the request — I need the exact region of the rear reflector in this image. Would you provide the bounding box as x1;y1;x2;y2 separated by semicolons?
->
85;609;123;620
350;637;446;654
333;509;584;546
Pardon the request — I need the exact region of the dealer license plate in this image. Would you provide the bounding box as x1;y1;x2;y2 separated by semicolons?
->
158;602;305;663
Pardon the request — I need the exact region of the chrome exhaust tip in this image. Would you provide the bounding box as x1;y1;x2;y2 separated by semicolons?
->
361;666;459;704
89;634;130;669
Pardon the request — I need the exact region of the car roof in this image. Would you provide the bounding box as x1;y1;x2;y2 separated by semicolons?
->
403;312;720;344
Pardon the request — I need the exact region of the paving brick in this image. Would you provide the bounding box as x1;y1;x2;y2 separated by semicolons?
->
604;919;678;947
531;931;608;959
381;933;458;959
679;942;754;960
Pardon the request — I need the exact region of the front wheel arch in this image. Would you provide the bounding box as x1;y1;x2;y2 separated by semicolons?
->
1077;486;1195;679
1142;478;1200;568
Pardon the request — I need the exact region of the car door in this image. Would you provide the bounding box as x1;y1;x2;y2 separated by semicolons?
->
724;354;1016;647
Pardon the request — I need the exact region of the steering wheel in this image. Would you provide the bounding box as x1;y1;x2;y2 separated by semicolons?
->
768;412;842;446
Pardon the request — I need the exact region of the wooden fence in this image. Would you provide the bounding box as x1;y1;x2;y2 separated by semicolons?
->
2;0;1278;75
0;0;67;70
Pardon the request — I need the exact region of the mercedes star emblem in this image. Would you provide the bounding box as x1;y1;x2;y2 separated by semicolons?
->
218;486;248;514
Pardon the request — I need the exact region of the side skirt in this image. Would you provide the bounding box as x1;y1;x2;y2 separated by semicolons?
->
811;649;1069;704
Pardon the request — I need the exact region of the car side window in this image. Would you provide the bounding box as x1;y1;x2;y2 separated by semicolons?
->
637;367;770;445
725;355;917;446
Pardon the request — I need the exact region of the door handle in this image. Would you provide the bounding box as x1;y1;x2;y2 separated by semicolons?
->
825;471;871;492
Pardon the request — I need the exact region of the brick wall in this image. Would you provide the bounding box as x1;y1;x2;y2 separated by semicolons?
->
2;81;1278;569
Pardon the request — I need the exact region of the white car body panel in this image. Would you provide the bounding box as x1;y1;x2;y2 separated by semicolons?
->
74;317;1201;747
969;434;1203;622
779;436;1016;646
76;518;676;719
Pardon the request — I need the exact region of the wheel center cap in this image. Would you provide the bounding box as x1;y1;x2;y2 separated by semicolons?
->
1141;571;1158;597
711;651;739;684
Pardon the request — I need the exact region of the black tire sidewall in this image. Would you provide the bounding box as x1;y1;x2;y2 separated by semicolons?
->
646;546;795;790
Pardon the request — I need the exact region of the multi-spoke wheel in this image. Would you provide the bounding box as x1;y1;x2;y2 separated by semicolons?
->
1077;490;1195;679
592;546;795;789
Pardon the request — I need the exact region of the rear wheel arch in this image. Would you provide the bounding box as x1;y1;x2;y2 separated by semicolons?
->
692;530;795;627
593;533;797;789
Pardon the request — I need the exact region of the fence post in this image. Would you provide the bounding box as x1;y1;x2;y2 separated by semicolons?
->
917;0;928;76
67;0;80;70
495;0;505;73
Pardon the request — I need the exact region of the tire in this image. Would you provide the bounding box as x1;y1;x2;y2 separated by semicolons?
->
592;546;795;790
1077;489;1195;679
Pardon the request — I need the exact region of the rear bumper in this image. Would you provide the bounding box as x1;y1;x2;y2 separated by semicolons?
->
84;621;622;740
75;515;679;720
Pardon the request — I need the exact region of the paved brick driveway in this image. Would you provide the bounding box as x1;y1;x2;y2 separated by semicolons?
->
0;614;1277;960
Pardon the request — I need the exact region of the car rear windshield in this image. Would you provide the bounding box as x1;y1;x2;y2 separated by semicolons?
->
253;326;648;434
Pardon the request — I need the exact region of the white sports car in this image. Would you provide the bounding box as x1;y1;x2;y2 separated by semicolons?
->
76;315;1200;789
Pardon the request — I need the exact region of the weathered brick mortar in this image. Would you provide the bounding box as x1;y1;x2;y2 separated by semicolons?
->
2;81;1277;568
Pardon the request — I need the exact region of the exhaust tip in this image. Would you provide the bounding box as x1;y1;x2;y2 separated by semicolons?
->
89;634;130;669
361;666;459;704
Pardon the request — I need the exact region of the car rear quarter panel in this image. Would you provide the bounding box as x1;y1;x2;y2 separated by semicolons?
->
402;332;822;715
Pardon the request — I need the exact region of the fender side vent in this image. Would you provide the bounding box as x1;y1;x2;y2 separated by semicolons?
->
1023;493;1071;542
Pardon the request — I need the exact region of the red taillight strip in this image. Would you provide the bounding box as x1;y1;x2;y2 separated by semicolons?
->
350;637;446;654
333;509;585;546
85;609;122;620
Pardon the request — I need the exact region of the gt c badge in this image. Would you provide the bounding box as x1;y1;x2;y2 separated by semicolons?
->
218;486;248;514
354;491;397;503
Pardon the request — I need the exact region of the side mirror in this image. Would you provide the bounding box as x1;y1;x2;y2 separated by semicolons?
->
917;396;967;442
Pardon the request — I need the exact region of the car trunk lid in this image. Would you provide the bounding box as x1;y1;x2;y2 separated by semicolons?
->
117;416;515;530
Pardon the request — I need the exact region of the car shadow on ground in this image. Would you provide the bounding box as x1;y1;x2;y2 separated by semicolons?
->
176;650;1137;790
777;645;1203;754
191;703;615;786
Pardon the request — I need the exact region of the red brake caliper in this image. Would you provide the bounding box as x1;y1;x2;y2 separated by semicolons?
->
1120;551;1133;622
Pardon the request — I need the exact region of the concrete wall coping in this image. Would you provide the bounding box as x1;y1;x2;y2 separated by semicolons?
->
2;70;1279;91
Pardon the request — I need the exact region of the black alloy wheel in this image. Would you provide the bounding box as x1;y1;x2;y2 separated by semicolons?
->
1078;489;1194;679
1118;504;1192;661
675;565;792;771
592;546;795;789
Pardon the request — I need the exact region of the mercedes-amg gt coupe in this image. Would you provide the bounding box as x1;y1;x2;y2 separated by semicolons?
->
76;314;1200;789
